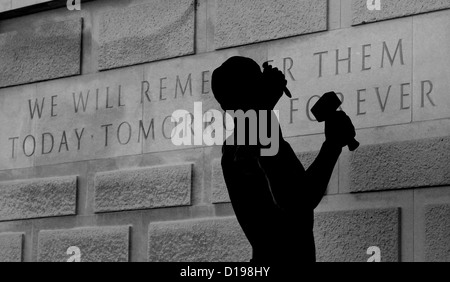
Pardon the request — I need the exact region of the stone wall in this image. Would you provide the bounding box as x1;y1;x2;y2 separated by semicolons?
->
0;0;449;262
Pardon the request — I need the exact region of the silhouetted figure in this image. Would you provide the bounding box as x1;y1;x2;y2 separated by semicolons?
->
211;56;356;263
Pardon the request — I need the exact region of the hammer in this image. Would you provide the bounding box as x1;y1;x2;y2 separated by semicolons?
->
311;91;360;151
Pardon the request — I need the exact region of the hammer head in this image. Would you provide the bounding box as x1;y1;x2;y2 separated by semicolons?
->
311;91;342;122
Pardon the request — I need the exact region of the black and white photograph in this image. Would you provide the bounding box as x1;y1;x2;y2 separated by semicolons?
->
0;0;449;271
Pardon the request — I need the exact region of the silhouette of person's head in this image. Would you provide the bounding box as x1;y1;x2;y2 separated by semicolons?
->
211;56;263;111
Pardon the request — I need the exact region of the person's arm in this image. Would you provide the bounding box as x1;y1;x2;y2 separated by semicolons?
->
305;110;356;208
303;140;342;209
257;113;351;211
257;137;341;211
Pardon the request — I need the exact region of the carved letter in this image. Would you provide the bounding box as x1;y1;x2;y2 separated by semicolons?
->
421;80;436;108
381;39;404;68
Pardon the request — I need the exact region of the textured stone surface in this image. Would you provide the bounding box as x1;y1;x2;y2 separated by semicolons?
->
215;0;328;49
352;0;450;25
349;136;450;192
38;226;130;262
99;0;195;70
94;164;192;213
148;217;251;262
425;204;450;262
314;208;399;262
297;151;319;170
0;233;23;262
0;176;77;221
0;18;81;88
211;159;229;204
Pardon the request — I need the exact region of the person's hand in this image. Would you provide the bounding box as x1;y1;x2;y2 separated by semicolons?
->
259;64;287;110
325;111;356;148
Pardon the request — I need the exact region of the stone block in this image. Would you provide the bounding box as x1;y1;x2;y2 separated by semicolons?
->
94;164;192;213
148;217;251;262
0;18;82;88
215;0;328;49
0;233;23;262
0;176;77;221
425;204;450;262
413;10;450;121
99;0;195;70
349;136;450;192
352;0;450;25
314;208;400;262
211;159;229;204
38;226;130;262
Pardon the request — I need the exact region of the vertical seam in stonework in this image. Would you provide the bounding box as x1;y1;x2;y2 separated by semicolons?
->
398;207;402;262
337;154;340;194
410;16;414;124
193;0;197;53
412;189;415;261
205;0;208;51
32;83;38;168
20;233;24;262
411;15;415;259
79;18;84;75
127;225;132;262
201;147;206;205
339;0;342;28
30;225;34;262
141;66;145;155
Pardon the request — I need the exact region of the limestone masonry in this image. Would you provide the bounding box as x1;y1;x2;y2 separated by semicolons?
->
0;0;449;262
